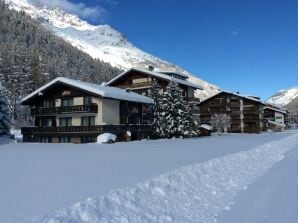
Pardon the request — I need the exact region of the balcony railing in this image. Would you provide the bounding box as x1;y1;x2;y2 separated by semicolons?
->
21;124;153;134
187;97;201;104
32;104;98;115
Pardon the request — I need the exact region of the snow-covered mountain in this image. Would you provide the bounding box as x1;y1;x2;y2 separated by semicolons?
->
5;0;220;99
266;86;298;108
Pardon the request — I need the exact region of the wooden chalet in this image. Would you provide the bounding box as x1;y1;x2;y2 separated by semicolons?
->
263;105;287;132
199;91;264;133
107;67;203;120
21;77;154;143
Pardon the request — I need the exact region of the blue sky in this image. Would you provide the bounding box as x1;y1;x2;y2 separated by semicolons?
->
36;0;298;100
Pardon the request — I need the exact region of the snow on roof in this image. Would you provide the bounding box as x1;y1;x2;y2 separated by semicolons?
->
268;120;286;127
199;124;213;130
263;106;288;114
199;90;264;104
107;67;203;90
21;77;154;104
156;70;189;78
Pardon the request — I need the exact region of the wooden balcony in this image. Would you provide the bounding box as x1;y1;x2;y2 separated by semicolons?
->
32;104;98;116
21;124;152;135
187;97;200;104
242;110;261;115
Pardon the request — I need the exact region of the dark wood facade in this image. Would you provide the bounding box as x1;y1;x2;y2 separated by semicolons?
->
199;92;264;133
107;68;201;120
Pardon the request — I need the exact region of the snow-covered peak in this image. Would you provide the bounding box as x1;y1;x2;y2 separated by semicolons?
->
266;86;298;107
5;0;220;99
5;0;96;30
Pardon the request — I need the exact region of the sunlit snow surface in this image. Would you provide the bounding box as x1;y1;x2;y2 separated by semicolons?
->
1;133;298;222
32;133;298;223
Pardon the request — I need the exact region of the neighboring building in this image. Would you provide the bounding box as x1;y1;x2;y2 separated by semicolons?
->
263;105;287;132
107;67;202;120
199;91;264;133
21;77;154;143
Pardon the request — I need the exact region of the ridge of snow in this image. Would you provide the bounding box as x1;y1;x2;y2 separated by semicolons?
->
5;0;220;100
32;134;298;223
266;86;298;107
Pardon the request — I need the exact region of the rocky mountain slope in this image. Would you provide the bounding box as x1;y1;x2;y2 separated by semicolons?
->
266;86;298;108
286;97;298;112
5;0;219;99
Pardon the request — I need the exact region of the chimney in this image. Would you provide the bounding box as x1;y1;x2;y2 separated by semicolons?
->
148;65;154;71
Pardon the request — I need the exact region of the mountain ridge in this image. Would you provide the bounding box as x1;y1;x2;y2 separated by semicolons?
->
5;0;220;99
266;86;298;108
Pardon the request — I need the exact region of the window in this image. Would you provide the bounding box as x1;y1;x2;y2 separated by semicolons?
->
59;136;71;143
59;117;72;127
81;116;95;126
84;96;92;105
44;99;53;108
38;117;55;127
81;136;96;143
40;136;52;143
62;98;73;107
44;117;53;127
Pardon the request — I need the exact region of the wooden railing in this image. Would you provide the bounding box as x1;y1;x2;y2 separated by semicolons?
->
32;104;98;115
21;124;152;134
187;97;200;103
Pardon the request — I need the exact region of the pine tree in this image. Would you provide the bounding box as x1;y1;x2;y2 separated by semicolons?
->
159;80;185;138
0;83;12;135
157;80;200;138
148;78;162;138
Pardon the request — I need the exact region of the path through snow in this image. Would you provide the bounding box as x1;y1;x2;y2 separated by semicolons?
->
33;134;298;223
218;140;298;223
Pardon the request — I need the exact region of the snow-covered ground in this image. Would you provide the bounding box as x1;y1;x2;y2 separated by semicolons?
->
0;132;297;222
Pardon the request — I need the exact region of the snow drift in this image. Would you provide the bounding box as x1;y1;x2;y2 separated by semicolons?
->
33;134;298;223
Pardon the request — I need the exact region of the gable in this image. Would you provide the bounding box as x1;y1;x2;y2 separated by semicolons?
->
22;82;98;106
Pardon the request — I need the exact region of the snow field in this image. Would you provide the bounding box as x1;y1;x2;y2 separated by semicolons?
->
34;133;298;223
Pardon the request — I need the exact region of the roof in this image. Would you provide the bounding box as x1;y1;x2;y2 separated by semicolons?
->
199;124;213;130
263;106;288;114
268;120;286;127
199;90;264;105
157;70;189;78
107;67;203;90
21;77;154;104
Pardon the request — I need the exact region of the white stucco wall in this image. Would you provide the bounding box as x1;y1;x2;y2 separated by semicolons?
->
275;112;285;125
55;99;61;107
102;99;120;125
73;97;83;106
92;97;102;125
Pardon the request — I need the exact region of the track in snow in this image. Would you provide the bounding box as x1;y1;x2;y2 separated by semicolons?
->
33;134;298;223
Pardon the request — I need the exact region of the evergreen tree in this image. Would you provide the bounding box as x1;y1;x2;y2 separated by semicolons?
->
159;80;187;138
0;0;122;125
148;78;162;138
0;83;12;135
181;100;200;137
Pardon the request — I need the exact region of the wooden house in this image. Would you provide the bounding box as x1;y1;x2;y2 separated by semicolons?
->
107;67;203;120
21;77;154;143
199;91;264;133
263;105;287;132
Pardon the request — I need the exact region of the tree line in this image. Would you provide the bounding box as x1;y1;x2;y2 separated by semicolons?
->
0;0;122;127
